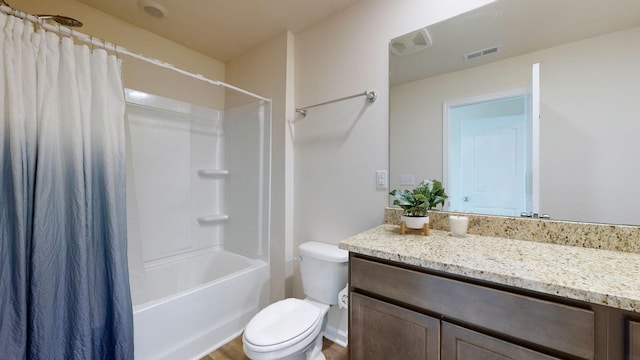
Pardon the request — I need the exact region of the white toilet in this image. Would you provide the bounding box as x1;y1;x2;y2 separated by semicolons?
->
243;241;348;360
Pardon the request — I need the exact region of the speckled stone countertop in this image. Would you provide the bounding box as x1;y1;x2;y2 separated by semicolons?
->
339;224;640;313
384;207;640;253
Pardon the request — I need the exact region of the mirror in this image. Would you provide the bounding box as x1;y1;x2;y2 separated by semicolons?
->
389;0;640;225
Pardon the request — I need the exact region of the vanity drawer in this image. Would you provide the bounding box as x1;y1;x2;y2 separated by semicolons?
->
350;256;595;359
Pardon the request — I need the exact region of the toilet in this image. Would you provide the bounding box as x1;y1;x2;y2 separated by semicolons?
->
243;241;348;360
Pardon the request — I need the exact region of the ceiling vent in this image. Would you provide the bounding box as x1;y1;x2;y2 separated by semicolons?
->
390;28;432;56
464;45;502;61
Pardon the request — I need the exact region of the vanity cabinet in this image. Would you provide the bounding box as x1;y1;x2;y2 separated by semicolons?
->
348;254;624;360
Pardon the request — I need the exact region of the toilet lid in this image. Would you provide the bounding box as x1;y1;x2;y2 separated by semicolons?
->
244;298;321;347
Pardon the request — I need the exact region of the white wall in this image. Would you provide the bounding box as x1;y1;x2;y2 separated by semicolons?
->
390;26;640;224
292;0;493;342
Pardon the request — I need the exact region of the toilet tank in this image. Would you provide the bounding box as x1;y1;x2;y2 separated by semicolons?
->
298;242;348;305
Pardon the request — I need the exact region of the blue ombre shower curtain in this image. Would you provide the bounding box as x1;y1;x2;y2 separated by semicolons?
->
0;12;134;359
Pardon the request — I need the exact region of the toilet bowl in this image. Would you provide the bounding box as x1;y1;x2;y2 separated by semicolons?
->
242;242;348;360
243;298;328;360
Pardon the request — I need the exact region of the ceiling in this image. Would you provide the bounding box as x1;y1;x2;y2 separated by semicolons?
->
78;0;360;62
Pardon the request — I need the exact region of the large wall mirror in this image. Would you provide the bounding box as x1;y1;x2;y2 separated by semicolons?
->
389;0;640;225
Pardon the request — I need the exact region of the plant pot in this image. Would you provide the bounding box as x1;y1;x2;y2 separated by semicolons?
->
401;215;429;229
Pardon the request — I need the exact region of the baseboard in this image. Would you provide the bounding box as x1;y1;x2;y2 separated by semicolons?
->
323;326;348;348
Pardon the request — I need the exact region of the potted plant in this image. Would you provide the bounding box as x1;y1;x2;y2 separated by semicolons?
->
389;179;448;229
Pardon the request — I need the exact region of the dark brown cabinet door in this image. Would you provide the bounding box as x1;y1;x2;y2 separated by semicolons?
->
441;322;560;360
630;321;640;360
350;293;440;360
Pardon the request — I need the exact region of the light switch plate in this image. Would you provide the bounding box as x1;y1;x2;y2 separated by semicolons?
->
376;170;388;190
400;174;415;186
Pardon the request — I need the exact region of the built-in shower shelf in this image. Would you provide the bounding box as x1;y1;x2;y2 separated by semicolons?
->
197;214;229;223
197;169;229;176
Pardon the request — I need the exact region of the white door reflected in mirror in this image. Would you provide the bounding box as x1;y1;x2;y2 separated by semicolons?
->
446;94;527;216
444;63;540;217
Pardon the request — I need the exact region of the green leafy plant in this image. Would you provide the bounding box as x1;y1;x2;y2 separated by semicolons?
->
389;179;448;217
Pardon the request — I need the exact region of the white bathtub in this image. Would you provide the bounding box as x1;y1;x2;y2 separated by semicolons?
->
131;250;269;360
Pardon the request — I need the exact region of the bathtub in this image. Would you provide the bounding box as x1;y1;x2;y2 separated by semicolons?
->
131;249;269;360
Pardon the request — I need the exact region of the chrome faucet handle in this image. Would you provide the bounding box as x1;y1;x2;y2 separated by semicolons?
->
520;212;551;219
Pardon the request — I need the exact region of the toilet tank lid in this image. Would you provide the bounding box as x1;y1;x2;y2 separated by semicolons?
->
299;241;348;262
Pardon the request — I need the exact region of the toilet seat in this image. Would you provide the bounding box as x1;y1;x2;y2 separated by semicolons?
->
243;298;323;355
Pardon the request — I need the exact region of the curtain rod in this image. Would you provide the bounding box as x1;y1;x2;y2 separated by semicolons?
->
295;90;376;117
0;5;271;103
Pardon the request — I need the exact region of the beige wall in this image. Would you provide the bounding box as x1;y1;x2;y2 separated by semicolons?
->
390;26;640;225
15;0;226;109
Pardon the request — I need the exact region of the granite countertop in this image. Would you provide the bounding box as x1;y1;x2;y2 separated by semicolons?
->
339;224;640;313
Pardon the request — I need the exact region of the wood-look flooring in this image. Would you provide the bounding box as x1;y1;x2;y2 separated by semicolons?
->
201;335;348;360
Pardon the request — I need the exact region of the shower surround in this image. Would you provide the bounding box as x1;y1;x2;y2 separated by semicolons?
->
124;89;271;360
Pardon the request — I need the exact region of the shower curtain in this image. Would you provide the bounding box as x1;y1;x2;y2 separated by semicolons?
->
0;13;133;360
